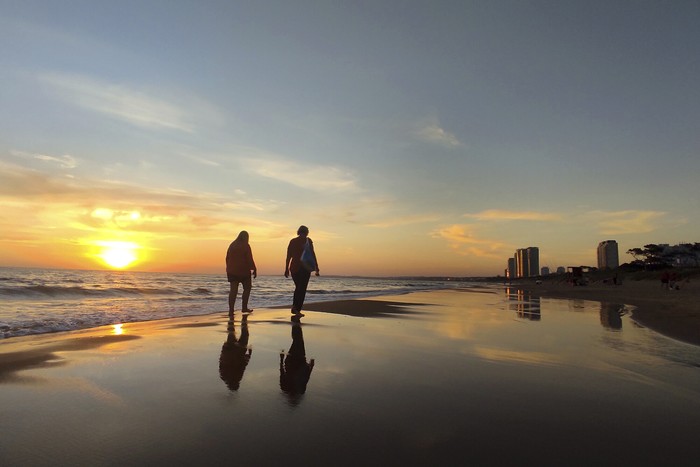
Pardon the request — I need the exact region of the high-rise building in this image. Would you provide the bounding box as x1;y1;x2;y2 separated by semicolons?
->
507;257;516;280
597;240;619;269
527;247;539;277
541;266;550;276
516;249;529;278
514;247;540;278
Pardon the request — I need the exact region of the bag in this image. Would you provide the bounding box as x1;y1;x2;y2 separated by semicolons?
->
300;239;316;271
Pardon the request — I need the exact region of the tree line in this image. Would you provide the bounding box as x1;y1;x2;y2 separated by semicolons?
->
626;243;700;268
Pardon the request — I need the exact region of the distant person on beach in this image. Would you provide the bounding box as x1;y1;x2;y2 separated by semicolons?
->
219;314;251;391
226;230;257;315
661;271;670;290
280;316;314;405
284;225;319;315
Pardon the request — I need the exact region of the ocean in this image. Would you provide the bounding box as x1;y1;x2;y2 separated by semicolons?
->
0;267;469;339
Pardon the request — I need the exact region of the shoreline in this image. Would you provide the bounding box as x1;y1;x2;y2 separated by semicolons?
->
2;278;698;348
506;277;700;347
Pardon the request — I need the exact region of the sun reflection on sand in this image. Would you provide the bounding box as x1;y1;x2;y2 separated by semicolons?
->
473;346;562;366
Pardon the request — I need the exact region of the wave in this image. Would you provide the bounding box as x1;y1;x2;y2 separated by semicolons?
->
0;285;182;299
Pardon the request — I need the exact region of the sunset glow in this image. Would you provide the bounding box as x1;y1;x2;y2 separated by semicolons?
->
1;3;698;276
97;241;139;269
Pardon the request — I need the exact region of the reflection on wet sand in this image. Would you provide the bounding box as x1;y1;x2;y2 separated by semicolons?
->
505;287;541;321
599;303;626;330
0;334;141;384
280;316;314;406
219;314;251;391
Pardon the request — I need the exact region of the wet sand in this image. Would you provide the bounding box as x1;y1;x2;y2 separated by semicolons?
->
507;277;700;346
2;288;700;465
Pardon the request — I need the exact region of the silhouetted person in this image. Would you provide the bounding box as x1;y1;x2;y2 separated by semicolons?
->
226;230;257;316
284;225;319;315
219;314;251;391
280;316;314;405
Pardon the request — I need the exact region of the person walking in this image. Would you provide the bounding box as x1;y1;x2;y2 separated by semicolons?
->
284;225;319;315
226;230;257;316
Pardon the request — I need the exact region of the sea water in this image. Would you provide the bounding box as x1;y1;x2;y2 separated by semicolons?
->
0;267;468;338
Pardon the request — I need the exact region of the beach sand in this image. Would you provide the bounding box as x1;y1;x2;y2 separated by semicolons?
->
2;287;700;465
507;277;700;346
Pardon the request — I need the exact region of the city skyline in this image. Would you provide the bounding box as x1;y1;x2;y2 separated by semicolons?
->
1;1;699;276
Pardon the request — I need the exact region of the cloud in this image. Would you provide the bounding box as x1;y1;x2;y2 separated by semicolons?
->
39;72;195;132
588;210;667;235
464;209;562;222
35;154;78;169
414;118;461;147
244;155;358;192
0;161;282;240
433;224;511;258
10;149;78;169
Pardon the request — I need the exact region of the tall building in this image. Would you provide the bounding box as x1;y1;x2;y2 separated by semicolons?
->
514;247;540;278
597;240;619;269
527;247;539;277
515;249;529;278
507;257;516;280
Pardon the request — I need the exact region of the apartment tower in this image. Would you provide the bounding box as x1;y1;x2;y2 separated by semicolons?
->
597;240;619;269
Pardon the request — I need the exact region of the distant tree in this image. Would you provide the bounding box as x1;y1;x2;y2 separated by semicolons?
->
672;243;700;267
626;248;645;262
626;243;700;268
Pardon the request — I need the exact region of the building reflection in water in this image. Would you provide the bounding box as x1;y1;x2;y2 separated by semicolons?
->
505;287;541;321
219;314;252;392
599;303;626;330
280;315;315;407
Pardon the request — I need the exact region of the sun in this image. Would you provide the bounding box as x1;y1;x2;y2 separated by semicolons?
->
98;241;139;269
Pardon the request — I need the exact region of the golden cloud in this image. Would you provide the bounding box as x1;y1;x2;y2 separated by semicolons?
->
588;210;667;235
433;224;511;258
464;209;562;222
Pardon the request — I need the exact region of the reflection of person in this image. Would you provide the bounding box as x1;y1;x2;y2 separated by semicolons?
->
284;225;319;315
599;303;623;330
280;316;315;405
219;314;252;391
226;230;257;316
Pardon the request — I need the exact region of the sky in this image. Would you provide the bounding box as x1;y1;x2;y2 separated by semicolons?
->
1;0;698;276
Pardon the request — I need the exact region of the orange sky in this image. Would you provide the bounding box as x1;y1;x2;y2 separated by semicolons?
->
2;3;698;276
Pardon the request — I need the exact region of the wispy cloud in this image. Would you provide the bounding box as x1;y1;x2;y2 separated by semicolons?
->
39;72;196;132
244;155;358;193
433;224;510;258
414;117;461;147
464;209;562;222
0;162;282;240
588;210;667;235
10;149;78;169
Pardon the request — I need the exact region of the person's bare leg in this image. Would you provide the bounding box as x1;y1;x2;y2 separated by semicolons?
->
229;282;239;316
242;284;251;312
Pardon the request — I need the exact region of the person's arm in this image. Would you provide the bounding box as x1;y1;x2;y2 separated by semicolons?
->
248;245;257;278
284;242;292;277
310;239;320;276
225;243;232;273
